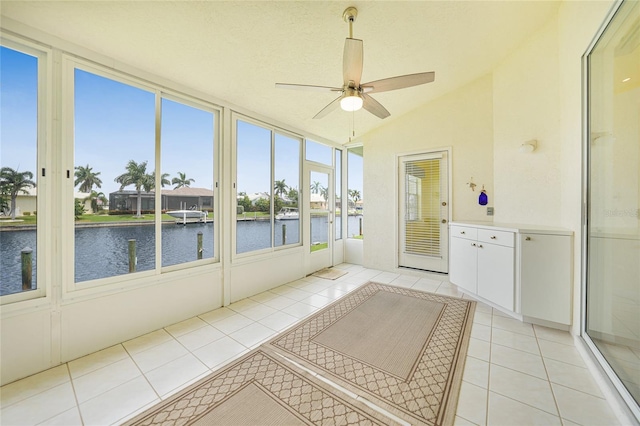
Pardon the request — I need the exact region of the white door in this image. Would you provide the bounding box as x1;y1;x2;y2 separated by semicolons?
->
398;152;450;272
305;165;333;274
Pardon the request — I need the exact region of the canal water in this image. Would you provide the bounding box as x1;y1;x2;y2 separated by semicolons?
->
1;216;363;295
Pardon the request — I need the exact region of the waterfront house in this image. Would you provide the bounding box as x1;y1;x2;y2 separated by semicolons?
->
108;187;214;213
6;188;92;216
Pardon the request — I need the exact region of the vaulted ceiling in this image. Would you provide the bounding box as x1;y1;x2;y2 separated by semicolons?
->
1;1;561;143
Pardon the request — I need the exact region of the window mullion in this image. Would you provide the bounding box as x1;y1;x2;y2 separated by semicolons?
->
154;90;162;273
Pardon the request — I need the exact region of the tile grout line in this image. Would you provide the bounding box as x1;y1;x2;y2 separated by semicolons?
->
533;324;565;423
485;306;494;425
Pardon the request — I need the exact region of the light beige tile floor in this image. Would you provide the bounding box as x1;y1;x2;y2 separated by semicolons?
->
0;264;631;425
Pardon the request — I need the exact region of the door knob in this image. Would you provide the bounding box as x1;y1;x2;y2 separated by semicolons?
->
441;219;447;223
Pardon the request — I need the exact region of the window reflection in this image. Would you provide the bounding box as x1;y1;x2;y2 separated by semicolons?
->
586;0;640;406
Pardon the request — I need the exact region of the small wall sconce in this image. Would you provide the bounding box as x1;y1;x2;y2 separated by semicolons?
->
519;139;537;153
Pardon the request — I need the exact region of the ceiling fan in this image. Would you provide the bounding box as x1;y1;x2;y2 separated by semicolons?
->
276;7;435;120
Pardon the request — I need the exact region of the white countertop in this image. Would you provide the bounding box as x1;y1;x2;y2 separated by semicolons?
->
450;221;573;236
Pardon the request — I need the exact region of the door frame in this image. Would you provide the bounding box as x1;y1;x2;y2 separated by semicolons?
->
303;162;334;275
396;148;452;273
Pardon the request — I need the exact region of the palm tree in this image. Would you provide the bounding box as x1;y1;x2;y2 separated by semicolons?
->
74;164;103;193
84;190;108;214
287;188;299;205
0;167;36;220
349;189;361;202
114;160;153;217
319;186;328;201
152;171;171;188
274;179;288;198
311;181;321;194
172;172;195;189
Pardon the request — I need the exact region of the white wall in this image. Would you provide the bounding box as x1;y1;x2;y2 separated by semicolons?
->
1;268;224;385
492;16;561;225
359;75;495;272
359;1;615;337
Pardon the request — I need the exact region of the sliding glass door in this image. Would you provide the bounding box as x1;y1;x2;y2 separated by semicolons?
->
585;0;640;414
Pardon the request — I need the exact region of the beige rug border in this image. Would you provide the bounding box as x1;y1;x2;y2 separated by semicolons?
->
261;281;477;426
122;347;401;426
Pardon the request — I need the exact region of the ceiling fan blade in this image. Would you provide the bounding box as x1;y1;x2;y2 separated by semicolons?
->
362;93;390;119
275;83;342;93
313;95;343;119
361;71;435;94
343;38;363;86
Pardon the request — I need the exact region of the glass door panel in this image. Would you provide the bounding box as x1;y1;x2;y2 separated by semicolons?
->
586;0;640;410
306;166;333;274
398;152;449;273
310;171;330;253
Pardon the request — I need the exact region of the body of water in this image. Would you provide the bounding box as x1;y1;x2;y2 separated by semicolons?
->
0;215;363;296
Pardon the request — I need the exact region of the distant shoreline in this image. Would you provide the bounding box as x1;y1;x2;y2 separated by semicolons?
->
0;220;180;232
1;213;362;232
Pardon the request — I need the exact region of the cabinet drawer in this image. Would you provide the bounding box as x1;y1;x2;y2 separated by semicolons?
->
451;225;477;240
478;229;514;247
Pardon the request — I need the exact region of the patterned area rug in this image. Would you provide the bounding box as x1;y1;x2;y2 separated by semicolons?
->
124;348;397;426
264;282;476;426
125;282;475;426
311;268;348;280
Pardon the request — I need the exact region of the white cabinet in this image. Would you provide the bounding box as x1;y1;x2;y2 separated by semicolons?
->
450;222;572;327
450;226;478;294
450;225;515;311
519;233;572;325
477;242;514;311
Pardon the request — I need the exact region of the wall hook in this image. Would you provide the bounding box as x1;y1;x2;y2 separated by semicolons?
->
467;178;476;192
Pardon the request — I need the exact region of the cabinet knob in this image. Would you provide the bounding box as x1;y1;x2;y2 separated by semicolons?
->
460;231;465;234
478;244;483;248
525;236;531;241
471;243;476;247
442;219;447;224
490;236;496;239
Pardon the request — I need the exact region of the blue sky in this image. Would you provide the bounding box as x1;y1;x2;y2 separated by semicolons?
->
1;45;363;200
1;47;38;178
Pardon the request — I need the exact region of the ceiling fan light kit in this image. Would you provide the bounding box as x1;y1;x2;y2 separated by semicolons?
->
340;90;363;112
275;6;435;120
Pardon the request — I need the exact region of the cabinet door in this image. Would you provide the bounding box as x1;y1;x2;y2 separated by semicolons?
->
520;234;572;324
477;242;515;310
450;236;478;294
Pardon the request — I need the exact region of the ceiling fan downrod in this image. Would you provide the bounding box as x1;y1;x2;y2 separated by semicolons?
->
343;7;358;39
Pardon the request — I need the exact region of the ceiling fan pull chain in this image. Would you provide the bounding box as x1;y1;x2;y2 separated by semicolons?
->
352;109;356;137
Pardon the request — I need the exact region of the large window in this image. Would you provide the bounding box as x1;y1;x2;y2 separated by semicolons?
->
0;42;44;302
72;65;219;285
235;118;301;254
306;139;332;165
274;134;300;247
161;97;215;267
73;68;156;283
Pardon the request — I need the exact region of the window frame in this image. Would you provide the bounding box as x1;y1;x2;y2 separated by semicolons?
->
158;91;221;272
232;113;303;259
62;56;221;295
0;36;51;306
